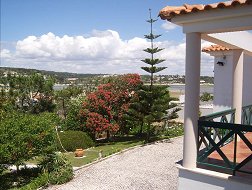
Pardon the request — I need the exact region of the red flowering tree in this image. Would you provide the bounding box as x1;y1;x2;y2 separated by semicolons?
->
108;74;142;134
80;74;142;139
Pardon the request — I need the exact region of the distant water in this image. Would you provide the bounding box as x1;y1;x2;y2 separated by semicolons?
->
168;84;213;94
53;84;214;94
53;84;69;91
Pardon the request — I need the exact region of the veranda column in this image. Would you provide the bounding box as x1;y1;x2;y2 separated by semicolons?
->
183;32;201;169
232;50;244;124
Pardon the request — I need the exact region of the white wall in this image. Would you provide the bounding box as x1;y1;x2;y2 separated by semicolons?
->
243;55;252;106
210;51;252;112
178;168;252;190
212;51;234;113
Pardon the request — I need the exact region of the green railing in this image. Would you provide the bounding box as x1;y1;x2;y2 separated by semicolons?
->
197;107;252;175
198;109;235;149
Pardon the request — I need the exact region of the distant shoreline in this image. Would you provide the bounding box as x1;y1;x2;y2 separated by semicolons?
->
143;83;214;86
169;83;213;86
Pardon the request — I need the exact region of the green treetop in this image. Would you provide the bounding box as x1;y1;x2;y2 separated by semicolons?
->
141;9;166;88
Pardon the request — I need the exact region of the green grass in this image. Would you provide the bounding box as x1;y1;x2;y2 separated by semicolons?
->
65;150;98;167
65;136;145;167
26;125;183;168
64;125;184;168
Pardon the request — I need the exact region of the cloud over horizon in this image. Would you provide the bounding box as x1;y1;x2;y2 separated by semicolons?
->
1;30;214;75
161;22;177;31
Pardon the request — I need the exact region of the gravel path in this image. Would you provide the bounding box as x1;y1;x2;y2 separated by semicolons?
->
46;136;183;190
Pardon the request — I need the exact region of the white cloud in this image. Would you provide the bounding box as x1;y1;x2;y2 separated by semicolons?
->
0;49;11;58
1;30;214;75
161;22;177;31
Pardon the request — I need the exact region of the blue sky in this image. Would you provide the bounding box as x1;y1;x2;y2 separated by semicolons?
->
1;0;222;75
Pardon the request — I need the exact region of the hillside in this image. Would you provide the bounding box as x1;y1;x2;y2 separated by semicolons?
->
0;67;214;84
0;67;105;82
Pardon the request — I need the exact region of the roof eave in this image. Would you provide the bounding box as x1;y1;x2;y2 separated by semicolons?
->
161;5;252;25
161;5;252;34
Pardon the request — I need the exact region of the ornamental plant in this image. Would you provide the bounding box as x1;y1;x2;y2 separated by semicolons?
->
200;92;213;102
80;74;142;139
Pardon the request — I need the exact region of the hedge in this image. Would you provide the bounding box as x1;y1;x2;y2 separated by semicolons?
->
56;130;94;152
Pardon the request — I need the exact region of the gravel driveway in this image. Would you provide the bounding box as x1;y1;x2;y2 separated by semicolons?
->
46;136;183;190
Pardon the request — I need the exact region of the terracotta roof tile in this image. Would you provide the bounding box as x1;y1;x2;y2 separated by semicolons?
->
159;0;252;20
202;45;230;52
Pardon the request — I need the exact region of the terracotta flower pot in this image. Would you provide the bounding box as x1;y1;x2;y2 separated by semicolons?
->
75;148;84;157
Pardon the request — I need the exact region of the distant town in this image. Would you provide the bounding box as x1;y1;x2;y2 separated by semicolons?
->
0;67;214;92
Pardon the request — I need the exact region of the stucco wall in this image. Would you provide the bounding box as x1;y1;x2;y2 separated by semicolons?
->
213;52;234;113
243;54;252;106
212;51;252;112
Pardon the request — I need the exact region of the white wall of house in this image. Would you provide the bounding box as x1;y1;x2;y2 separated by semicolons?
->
211;51;234;113
208;50;252;113
243;54;252;106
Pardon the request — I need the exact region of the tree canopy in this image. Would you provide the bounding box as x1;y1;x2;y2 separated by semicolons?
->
80;74;142;139
1;73;55;113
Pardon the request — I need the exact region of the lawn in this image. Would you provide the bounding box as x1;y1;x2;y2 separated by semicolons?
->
64;124;184;168
65;136;145;167
25;125;183;168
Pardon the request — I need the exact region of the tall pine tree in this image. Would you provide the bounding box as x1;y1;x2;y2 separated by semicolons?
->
140;9;170;141
125;9;180;141
141;9;166;90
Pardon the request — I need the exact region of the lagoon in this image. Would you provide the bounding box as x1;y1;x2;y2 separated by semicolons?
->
168;84;213;94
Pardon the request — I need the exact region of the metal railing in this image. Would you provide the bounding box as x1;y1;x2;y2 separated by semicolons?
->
198;108;235;149
197;107;252;175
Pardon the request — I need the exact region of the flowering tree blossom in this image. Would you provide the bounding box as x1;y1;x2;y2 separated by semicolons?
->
80;74;142;138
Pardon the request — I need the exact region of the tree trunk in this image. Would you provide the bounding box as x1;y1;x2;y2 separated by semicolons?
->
62;99;66;119
146;122;151;142
139;121;144;135
106;130;110;140
16;164;20;173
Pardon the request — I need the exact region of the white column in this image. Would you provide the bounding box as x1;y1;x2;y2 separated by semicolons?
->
232;50;244;124
183;32;201;169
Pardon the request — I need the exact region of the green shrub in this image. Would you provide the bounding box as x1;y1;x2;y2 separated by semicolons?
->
0;164;6;175
1;167;46;190
15;172;48;190
0;112;57;169
56;130;95;152
44;153;73;185
200;92;213;102
163;122;184;138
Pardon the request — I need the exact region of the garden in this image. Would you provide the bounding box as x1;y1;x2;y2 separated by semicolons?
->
0;73;183;189
0;16;184;189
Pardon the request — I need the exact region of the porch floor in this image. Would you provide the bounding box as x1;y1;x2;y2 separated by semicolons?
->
199;132;252;179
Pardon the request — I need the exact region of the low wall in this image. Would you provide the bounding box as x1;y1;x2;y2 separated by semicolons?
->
178;165;252;190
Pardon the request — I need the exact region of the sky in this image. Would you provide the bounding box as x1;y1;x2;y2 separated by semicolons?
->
1;0;223;76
